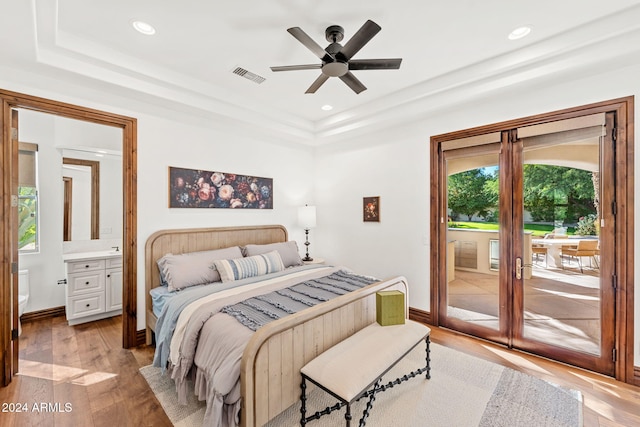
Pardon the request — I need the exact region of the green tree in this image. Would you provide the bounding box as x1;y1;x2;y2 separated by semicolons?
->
483;169;499;208
18;187;37;250
523;165;595;223
448;169;495;220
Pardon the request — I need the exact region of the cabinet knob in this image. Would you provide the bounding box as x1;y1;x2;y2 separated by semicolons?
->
86;304;90;307
107;274;110;278
85;265;90;268
85;281;90;285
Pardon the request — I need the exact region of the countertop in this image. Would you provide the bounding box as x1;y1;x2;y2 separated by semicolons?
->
62;250;123;262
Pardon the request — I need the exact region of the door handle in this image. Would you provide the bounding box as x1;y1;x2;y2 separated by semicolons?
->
516;257;522;280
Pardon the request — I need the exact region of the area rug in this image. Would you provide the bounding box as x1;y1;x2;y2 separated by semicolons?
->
140;342;582;427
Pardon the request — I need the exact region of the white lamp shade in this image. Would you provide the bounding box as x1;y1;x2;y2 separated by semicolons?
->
298;205;317;229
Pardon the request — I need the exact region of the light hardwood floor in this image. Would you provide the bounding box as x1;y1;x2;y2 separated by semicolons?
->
1;314;638;426
0;315;171;427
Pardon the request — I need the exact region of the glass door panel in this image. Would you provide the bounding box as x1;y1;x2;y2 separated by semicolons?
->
443;144;503;340
516;124;606;357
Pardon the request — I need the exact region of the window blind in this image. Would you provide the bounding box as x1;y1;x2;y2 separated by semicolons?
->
18;142;38;187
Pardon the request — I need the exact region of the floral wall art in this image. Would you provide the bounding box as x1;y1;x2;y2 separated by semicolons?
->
363;196;380;222
169;166;273;209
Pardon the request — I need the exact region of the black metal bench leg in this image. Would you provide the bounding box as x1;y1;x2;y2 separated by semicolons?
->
425;335;431;379
345;403;352;427
359;378;381;427
300;376;307;426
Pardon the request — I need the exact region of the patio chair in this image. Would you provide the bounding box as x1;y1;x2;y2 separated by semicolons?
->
531;243;548;267
561;240;599;273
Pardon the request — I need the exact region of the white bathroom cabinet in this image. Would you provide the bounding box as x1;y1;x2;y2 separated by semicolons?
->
63;251;123;325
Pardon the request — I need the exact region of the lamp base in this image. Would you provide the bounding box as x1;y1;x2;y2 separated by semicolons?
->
303;228;313;262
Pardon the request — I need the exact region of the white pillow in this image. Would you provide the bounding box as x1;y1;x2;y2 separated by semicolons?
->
213;250;285;282
158;246;243;291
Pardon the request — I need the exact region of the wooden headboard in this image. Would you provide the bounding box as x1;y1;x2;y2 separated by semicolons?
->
144;224;288;343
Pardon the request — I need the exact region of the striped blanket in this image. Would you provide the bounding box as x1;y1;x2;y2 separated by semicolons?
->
221;270;377;331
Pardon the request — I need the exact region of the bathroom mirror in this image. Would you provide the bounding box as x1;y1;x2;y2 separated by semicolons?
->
61;149;122;242
62;157;99;241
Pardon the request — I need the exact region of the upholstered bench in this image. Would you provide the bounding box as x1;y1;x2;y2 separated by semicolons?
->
300;320;431;426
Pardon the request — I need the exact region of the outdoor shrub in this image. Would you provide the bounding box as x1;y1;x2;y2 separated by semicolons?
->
575;214;598;236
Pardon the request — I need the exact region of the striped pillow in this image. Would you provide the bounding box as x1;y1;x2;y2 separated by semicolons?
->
213;250;285;282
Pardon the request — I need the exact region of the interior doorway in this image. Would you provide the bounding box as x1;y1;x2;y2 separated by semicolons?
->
0;89;138;387
430;97;635;383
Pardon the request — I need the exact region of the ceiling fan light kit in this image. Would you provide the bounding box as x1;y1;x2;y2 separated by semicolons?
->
270;20;402;94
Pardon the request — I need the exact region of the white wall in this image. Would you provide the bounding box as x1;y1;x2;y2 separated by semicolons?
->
314;126;431;310
314;62;640;366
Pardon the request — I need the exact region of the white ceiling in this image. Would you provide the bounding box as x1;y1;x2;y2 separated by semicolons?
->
2;0;640;144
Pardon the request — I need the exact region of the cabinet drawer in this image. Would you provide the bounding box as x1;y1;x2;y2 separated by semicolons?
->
67;293;105;319
67;259;106;273
106;257;122;269
68;271;105;295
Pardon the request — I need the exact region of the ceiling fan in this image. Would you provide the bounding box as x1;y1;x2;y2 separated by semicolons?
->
270;20;402;94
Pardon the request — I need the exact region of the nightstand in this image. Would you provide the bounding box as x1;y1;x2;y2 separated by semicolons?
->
303;257;325;265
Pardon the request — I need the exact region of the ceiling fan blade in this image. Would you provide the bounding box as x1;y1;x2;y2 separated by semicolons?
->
287;27;333;61
339;71;367;94
349;58;402;70
270;64;322;72
305;74;330;94
339;20;382;60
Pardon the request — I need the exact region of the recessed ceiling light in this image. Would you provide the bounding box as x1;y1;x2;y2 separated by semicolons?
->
508;26;532;40
132;20;156;35
321;105;333;111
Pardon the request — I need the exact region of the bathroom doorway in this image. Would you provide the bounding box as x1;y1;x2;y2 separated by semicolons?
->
0;89;137;386
17;108;124;338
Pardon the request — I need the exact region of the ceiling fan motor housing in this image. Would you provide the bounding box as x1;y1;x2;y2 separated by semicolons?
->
321;41;348;76
321;61;348;77
325;25;344;42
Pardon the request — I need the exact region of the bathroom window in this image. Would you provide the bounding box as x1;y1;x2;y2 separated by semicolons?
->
18;142;39;253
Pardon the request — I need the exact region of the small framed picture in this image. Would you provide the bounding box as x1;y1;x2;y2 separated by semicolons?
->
363;196;380;222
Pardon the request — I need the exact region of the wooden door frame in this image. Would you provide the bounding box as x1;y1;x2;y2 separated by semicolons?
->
430;96;635;385
10;110;19;377
0;89;138;386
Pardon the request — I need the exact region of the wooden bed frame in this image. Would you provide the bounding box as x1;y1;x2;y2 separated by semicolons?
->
145;224;409;427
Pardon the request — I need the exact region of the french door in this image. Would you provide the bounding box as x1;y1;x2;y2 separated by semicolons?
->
434;111;617;376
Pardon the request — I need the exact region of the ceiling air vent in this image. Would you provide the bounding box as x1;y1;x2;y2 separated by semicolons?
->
232;67;266;84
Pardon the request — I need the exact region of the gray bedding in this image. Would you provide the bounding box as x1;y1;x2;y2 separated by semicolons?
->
154;265;371;427
153;264;325;372
221;270;376;331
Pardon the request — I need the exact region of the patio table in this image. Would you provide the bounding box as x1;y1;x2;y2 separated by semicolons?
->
531;238;586;268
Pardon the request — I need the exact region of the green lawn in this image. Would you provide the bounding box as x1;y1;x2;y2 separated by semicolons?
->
448;221;574;236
